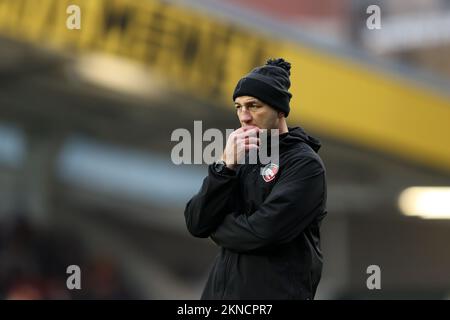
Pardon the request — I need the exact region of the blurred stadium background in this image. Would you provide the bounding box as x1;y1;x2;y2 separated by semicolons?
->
0;0;450;299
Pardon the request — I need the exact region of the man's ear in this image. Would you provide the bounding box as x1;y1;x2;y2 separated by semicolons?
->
278;112;285;118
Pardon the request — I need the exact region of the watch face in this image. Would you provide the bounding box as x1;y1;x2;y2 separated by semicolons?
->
215;161;225;172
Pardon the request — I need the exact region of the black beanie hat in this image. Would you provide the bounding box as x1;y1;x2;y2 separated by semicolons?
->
232;58;293;117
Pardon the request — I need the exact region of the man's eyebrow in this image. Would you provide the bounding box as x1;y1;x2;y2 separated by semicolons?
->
234;99;259;105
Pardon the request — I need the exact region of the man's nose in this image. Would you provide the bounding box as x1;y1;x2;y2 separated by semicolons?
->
240;109;252;123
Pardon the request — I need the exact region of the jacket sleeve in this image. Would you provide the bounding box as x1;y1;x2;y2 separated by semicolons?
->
210;156;326;252
184;164;238;238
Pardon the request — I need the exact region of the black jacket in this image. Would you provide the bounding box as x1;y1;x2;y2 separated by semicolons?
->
184;127;327;299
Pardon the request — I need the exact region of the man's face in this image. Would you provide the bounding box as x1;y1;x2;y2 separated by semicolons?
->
234;96;281;130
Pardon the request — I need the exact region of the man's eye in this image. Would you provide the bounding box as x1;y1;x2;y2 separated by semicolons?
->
235;105;241;110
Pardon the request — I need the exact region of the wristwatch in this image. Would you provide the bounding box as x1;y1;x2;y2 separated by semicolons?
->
214;160;235;175
213;160;227;173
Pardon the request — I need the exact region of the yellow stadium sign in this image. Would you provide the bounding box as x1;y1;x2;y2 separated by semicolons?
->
0;0;273;104
1;0;450;172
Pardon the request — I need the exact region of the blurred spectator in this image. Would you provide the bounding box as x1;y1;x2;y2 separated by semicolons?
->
0;215;138;300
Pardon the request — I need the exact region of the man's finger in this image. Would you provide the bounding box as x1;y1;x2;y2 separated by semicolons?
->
235;125;257;133
242;137;260;145
244;144;259;151
237;136;259;144
239;128;259;138
241;125;259;131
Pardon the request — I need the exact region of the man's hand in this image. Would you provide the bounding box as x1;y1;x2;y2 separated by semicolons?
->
221;126;260;170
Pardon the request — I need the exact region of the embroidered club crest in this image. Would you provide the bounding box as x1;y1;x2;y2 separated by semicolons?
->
261;163;279;182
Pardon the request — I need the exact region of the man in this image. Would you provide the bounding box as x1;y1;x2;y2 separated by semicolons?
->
184;58;327;299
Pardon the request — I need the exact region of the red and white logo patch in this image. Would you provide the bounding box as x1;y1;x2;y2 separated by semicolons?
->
261;163;279;182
